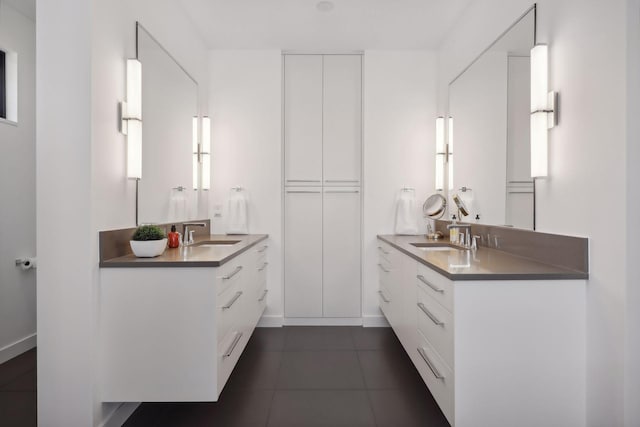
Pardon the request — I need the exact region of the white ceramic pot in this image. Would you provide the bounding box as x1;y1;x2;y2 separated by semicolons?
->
130;238;167;258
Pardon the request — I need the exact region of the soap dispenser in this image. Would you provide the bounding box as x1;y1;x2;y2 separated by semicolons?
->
449;215;458;244
168;225;180;249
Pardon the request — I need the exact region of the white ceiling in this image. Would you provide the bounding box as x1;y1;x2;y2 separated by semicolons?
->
177;0;475;50
2;0;36;20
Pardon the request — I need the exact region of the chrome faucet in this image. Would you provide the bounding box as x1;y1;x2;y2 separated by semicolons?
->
182;222;206;246
447;223;472;248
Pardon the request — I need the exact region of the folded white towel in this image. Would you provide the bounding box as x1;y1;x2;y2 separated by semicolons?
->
227;190;249;235
395;190;419;235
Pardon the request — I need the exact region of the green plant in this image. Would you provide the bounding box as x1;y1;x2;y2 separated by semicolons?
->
132;225;166;241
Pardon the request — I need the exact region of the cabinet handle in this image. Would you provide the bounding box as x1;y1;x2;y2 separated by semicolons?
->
417;302;445;326
378;290;391;303
222;266;243;280
417;347;445;379
222;291;243;310
258;289;269;302
257;245;269;253
377;246;390;255
223;332;243;358
286;190;322;194
324;190;360;194
417;275;444;293
258;262;269;272
286;180;321;183
377;263;390;273
324;180;359;183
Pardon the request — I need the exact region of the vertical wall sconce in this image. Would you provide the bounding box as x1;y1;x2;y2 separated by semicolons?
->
435;117;446;191
192;116;199;189
121;59;143;180
530;44;558;178
447;117;454;191
201;116;211;191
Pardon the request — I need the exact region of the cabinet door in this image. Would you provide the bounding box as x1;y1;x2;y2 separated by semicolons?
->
322;188;361;317
284;55;323;186
323;55;362;186
284;188;323;317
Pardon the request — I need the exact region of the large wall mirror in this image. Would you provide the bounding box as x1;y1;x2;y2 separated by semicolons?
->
447;5;536;229
136;22;198;224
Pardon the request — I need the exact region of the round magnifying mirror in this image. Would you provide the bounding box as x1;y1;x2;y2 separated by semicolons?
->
423;194;447;219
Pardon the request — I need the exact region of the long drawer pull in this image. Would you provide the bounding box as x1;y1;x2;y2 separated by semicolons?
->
417;347;445;379
417;275;444;293
378;290;391;303
222;266;243;280
223;332;243;358
286;190;322;194
258;245;269;253
222;291;243;310
258;289;269;302
417;302;445;326
324;180;360;183
377;263;390;273
258;262;269;272
324;190;360;194
377;246;390;255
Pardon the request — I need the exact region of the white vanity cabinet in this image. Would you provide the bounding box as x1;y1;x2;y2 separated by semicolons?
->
377;239;587;427
100;243;269;402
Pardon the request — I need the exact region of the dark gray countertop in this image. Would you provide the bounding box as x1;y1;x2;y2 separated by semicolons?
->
378;235;589;281
100;234;268;268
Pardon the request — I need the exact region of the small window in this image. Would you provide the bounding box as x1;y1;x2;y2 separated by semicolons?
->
0;50;6;120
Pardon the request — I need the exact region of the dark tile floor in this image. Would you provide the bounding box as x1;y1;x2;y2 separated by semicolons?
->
0;348;37;427
124;327;449;427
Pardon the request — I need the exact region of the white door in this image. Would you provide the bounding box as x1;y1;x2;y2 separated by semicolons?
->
322;55;362;186
284;55;323;186
284;188;323;317
322;188;361;317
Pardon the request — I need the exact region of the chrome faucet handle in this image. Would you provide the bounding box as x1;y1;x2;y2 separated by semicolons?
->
188;230;195;245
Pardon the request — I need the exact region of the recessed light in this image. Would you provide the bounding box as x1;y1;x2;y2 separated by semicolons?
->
316;1;334;12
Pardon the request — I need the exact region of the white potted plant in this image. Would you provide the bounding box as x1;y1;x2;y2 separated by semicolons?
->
130;225;168;258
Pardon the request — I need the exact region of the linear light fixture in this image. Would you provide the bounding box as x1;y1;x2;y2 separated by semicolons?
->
202;116;211;191
120;59;142;180
192;116;199;189
530;44;558;178
448;117;454;191
435;117;445;191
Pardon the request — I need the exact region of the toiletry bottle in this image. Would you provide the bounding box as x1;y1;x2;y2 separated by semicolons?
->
450;215;458;244
168;225;180;249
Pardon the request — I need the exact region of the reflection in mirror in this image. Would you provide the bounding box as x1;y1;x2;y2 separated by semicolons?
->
137;23;199;224
447;6;535;229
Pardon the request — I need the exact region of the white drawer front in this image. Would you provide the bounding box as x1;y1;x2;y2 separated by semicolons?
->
416;263;453;312
217;257;246;295
216;280;244;344
415;331;454;425
417;286;454;370
378;283;397;326
217;328;249;393
377;240;401;265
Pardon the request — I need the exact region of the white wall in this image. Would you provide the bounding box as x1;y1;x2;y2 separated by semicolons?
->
363;51;436;323
37;0;209;425
208;50;283;323
439;1;629;425
0;0;36;363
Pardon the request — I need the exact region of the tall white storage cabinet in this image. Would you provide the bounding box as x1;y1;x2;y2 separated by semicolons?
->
284;54;362;321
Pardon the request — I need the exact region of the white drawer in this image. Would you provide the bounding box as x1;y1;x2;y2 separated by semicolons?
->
414;331;454;425
256;259;269;287
376;240;401;265
417;286;454;370
377;256;393;290
378;283;398;328
254;243;269;264
416;263;453;312
257;281;268;317
217;328;249;393
216;256;246;295
216;280;244;344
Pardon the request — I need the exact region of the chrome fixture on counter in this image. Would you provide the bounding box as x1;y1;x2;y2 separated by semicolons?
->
182;222;206;246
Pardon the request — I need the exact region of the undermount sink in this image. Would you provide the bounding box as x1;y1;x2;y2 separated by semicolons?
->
193;240;241;247
411;243;466;252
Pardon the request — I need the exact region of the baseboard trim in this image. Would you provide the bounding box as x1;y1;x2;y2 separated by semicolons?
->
100;402;140;427
283;317;363;326
0;333;36;365
257;315;284;328
362;315;390;327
